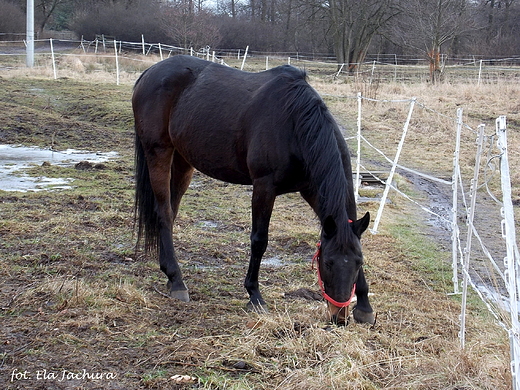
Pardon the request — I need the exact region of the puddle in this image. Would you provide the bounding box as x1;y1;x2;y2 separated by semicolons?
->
0;145;118;192
263;256;289;267
196;220;220;229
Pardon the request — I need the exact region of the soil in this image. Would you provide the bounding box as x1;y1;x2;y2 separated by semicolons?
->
0;77;512;389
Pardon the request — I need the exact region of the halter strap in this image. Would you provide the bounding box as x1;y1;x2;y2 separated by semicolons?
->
312;240;356;308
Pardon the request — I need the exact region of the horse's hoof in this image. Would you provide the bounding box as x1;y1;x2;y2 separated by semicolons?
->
169;289;190;302
353;307;375;325
167;281;190;302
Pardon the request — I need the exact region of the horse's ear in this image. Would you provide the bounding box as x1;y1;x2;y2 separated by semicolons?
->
323;215;337;238
351;212;370;238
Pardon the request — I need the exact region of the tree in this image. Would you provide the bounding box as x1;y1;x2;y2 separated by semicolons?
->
323;0;401;70
161;2;221;49
37;0;69;35
476;0;520;54
391;0;475;83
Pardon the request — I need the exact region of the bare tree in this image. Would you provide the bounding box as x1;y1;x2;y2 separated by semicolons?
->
476;0;520;54
324;0;400;70
161;3;221;49
393;0;475;83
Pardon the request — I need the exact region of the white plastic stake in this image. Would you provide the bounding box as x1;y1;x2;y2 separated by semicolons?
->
114;39;119;85
451;108;463;294
240;45;249;70
460;123;485;350
371;98;416;234
354;92;362;203
496;116;520;390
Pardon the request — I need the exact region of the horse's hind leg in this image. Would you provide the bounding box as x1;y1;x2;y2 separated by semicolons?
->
146;148;191;302
166;151;194;298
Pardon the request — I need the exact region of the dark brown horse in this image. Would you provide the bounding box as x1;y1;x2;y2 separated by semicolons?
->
133;55;374;324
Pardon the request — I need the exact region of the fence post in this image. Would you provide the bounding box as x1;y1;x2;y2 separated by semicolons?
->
354;92;362;203
460;123;485;350
240;45;249;70
158;43;163;61
335;63;345;78
370;60;376;84
114;39;119;85
371;98;416;234
394;54;397;82
141;34;145;55
477;59;483;86
451;108;463;294
496;116;520;390
49;38;57;80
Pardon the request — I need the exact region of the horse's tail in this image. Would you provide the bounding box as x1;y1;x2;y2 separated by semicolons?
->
134;132;160;255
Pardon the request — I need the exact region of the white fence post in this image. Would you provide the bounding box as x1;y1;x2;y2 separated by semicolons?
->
371;98;416;234
240;45;249;70
49;38;57;80
451;108;463;294
354;92;362;203
336;63;345;78
496;116;520;390
460;123;486;349
478;59;483;86
114;39;119;85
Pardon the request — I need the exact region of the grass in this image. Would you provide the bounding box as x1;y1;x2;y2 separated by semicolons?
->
0;56;518;389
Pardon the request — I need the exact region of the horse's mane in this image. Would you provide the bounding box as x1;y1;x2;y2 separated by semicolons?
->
282;71;353;247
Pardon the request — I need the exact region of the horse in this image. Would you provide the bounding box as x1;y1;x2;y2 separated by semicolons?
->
132;55;374;325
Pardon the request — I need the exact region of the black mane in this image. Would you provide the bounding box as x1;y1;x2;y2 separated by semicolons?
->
283;74;353;247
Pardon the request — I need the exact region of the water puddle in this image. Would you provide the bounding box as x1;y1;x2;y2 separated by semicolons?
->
0;145;118;192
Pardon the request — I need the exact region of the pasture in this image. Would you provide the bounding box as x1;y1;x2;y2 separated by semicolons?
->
0;56;518;389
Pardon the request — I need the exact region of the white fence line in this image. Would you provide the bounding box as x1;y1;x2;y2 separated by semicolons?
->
1;38;520;84
346;92;518;388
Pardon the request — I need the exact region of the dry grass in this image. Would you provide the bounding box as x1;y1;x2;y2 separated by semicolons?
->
0;55;518;389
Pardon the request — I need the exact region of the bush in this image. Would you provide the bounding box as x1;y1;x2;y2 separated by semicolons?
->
70;2;169;44
0;0;25;39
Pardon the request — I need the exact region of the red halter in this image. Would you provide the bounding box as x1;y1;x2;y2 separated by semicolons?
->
312;241;356;308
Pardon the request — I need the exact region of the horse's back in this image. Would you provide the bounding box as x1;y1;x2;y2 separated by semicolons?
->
133;55;310;186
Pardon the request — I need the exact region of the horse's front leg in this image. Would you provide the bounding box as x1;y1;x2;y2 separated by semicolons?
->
353;267;375;324
244;180;276;311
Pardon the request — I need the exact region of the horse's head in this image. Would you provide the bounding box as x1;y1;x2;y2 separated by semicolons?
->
316;212;370;325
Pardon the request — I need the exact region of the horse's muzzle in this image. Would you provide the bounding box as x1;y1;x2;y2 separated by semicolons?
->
328;302;350;325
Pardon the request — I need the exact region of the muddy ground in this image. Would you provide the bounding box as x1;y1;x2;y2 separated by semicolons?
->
0;76;513;389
